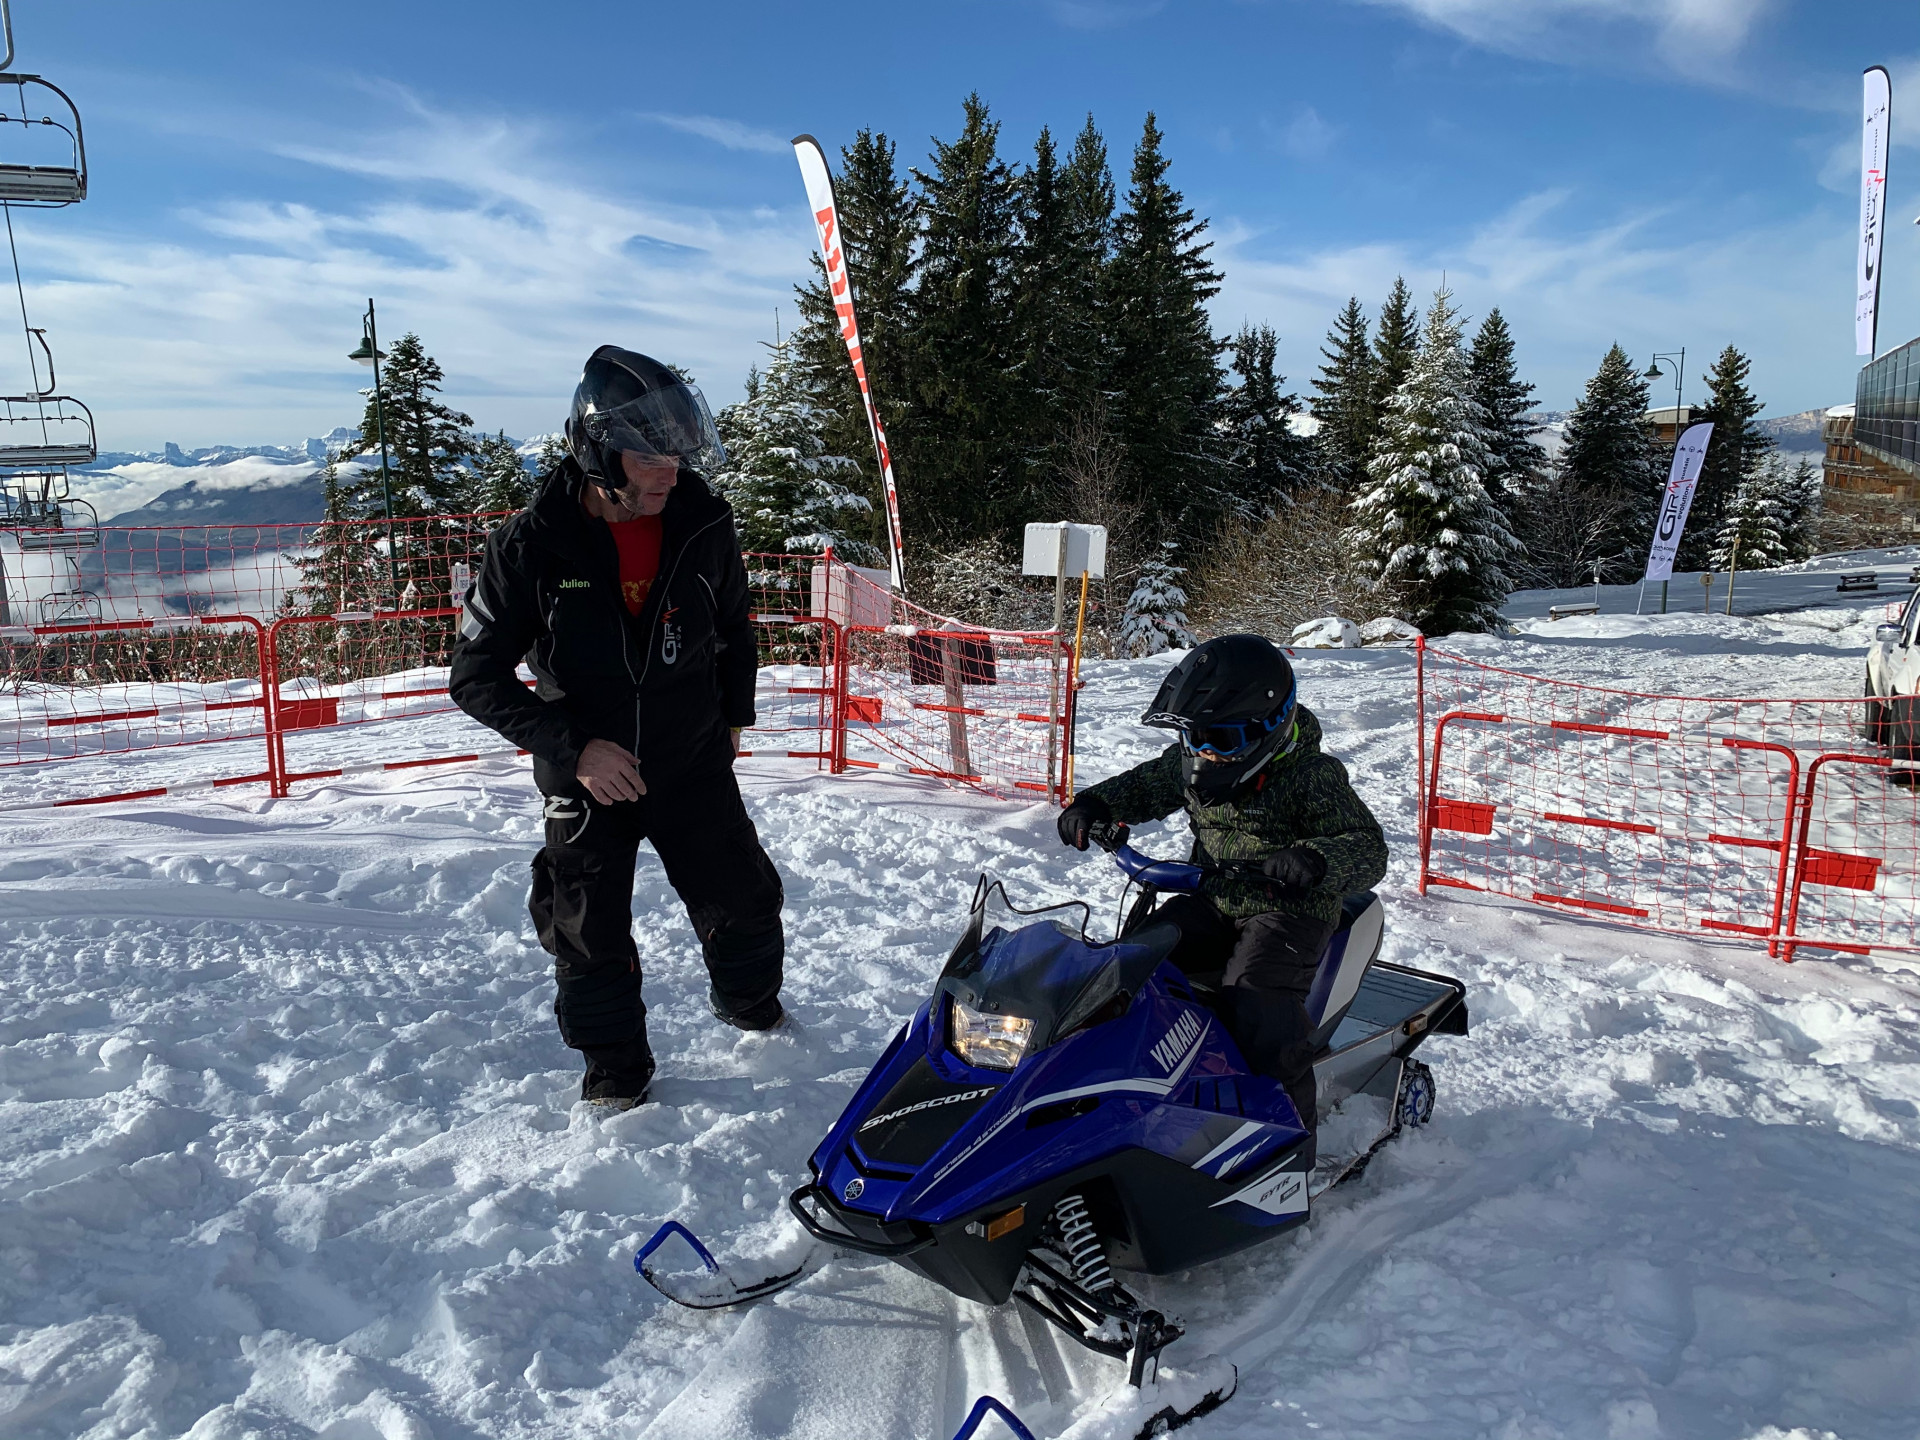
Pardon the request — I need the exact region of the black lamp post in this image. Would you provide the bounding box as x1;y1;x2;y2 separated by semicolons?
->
1644;349;1687;615
349;299;397;596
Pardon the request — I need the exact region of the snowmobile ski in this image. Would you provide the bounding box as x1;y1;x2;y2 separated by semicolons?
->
948;1396;1037;1440
633;1220;814;1309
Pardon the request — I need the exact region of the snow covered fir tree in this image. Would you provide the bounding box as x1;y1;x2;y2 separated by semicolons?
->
1117;541;1196;656
1345;289;1517;635
712;339;878;566
1526;344;1661;587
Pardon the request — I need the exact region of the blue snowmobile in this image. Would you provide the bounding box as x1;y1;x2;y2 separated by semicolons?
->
638;826;1467;1421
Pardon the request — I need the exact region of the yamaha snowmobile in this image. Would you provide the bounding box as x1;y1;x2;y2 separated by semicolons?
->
637;827;1467;1429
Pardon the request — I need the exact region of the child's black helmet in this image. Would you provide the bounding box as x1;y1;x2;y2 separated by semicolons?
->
1142;634;1299;800
565;345;727;490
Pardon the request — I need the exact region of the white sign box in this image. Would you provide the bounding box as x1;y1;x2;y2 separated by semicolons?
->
811;561;894;629
1022;522;1108;579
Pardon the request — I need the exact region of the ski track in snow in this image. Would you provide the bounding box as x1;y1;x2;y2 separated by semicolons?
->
2;610;1918;1439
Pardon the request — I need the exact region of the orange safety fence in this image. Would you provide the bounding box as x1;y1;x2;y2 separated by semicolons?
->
0;528;1073;810
830;567;1075;799
1416;640;1919;961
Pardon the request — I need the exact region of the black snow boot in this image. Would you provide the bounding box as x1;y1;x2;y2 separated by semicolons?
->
582;1043;655;1109
710;988;785;1031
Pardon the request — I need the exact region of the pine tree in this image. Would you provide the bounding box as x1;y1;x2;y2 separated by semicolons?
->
1466;308;1543;510
1108;112;1226;543
354;333;476;516
908;94;1022;543
472;431;534;515
534;433;568;476
1712;455;1789;572
1371;277;1420;435
1778;456;1823;562
1312;297;1374;491
1059;115;1116;368
713;341;878;568
1221;324;1312;518
1550;344;1661;582
1118;540;1197;656
1013;120;1119;520
1346;288;1516;634
1686;345;1774;572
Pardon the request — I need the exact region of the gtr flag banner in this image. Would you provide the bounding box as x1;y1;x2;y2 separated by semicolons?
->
1858;66;1892;358
792;134;908;592
1643;422;1715;583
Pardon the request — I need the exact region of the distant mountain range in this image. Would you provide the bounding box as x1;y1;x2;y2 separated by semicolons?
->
1522;406;1832;460
73;430;553;527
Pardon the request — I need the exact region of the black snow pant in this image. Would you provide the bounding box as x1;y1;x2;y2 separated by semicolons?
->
529;766;785;1101
1150;893;1333;1132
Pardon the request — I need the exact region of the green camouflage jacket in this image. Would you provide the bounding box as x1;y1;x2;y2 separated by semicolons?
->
1081;704;1388;925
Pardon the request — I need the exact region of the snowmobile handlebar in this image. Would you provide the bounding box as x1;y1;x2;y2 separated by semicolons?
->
1091;820;1262;893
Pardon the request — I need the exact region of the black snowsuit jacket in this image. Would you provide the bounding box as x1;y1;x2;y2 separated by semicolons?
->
449;459;758;795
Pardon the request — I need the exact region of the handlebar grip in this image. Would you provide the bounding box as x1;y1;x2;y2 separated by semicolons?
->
1088;820;1130;853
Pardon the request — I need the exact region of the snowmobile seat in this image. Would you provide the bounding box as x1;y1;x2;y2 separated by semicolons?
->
1304;892;1384;1049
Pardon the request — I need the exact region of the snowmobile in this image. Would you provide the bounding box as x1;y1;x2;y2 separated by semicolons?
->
637;826;1467;1428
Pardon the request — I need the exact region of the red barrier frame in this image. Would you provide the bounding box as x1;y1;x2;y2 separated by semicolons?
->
1419;706;1807;951
0;613;275;811
1778;751;1918;962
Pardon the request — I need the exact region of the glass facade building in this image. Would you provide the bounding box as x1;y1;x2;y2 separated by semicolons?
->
1855;335;1920;478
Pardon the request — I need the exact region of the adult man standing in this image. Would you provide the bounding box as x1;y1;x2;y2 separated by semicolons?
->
451;346;785;1111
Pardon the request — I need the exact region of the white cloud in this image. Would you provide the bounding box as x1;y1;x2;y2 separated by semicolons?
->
1213;187;1880;417
1275;106;1338;161
1348;0;1773;78
78;457;318;519
13;97;811;451
639;112;792;156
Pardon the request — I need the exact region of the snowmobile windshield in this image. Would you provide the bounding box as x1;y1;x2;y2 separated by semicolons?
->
581;383;726;474
939;889;1178;1057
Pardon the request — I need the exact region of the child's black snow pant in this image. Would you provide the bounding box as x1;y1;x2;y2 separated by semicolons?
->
1149;893;1333;1131
529;766;784;1101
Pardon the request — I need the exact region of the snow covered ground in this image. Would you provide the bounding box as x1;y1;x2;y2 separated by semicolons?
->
4;612;1920;1439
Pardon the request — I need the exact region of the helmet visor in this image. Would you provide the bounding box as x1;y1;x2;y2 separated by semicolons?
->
1144;691;1298;759
582;382;727;474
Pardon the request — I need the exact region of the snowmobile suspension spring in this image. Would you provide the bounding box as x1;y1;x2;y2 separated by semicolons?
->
1050;1193;1113;1294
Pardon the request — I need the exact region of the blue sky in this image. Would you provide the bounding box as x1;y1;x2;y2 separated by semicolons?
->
9;0;1917;450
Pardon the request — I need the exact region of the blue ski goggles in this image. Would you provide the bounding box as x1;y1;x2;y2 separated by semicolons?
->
1146;692;1298;759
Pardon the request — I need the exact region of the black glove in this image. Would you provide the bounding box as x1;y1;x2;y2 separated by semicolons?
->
1057;794;1113;851
1259;847;1328;894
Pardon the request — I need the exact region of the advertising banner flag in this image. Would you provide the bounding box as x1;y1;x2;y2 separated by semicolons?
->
1858;66;1892;358
1643;422;1715;583
792;134;907;592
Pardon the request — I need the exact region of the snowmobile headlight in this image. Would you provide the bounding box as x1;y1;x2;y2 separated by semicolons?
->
949;998;1033;1071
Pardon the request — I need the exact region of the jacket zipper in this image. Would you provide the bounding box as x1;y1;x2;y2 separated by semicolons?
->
630;513;727;750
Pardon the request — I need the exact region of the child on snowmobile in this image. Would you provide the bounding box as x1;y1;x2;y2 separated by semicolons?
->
1055;634;1387;1131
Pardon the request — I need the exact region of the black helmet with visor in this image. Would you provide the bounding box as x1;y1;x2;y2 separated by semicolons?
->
565;345;727;492
1142;634;1299;801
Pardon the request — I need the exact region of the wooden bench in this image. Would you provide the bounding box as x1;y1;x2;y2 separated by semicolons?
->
1836;572;1880;592
1547;602;1600;620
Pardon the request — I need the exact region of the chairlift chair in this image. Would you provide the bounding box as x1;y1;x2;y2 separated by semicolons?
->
0;1;86;206
36;587;101;624
1;474;97;548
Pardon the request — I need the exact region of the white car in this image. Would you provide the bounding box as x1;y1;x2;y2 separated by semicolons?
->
1865;590;1920;761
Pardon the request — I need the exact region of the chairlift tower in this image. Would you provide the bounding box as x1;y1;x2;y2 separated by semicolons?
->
0;0;99;627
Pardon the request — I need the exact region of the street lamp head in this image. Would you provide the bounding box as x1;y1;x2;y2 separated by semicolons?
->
348;336;381;367
1644;360;1664;380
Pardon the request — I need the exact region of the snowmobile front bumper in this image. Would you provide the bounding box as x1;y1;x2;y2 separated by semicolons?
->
789;1181;940;1258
